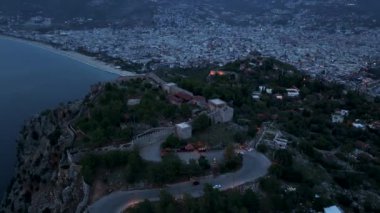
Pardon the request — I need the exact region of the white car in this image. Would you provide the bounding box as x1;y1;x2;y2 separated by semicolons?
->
213;184;222;189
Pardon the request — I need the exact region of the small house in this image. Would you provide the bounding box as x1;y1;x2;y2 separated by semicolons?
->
369;121;380;132
331;113;344;123
273;137;288;149
286;88;300;97
275;94;283;100
208;99;227;110
191;96;207;108
194;141;207;152
338;109;349;117
252;91;261;100
184;143;195;152
208;99;234;123
324;205;343;213
127;99;141;106
175;92;193;102
331;109;349;124
168;95;183;105
176;122;192;140
163;82;178;94
259;86;266;92
352;119;366;129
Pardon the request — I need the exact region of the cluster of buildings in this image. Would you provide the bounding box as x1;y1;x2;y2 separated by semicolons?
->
1;0;379;92
255;123;290;150
344;67;380;96
268;133;289;150
331;109;380;132
331;109;350;124
252;85;300;101
142;74;234;141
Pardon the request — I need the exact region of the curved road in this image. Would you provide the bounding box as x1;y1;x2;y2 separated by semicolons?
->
86;150;271;213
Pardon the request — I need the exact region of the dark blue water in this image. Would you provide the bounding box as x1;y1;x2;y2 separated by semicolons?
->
0;37;116;198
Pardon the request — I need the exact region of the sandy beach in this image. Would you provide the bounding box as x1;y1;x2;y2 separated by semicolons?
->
0;35;136;77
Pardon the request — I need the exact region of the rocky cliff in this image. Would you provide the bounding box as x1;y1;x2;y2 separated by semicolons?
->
1;101;86;213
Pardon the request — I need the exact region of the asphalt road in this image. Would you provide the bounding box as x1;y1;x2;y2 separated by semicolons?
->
138;137;164;162
86;150;271;213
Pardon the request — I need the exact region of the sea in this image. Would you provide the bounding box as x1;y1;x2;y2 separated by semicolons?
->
0;37;116;199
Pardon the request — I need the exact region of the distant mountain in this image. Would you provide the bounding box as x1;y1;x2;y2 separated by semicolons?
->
0;0;156;25
1;0;379;28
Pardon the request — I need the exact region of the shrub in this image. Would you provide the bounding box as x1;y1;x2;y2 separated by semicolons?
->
193;114;211;132
257;144;268;153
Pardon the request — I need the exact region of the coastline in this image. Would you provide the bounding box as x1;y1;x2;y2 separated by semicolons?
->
0;35;136;77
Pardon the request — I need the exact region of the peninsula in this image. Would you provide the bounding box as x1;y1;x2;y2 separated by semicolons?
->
1;55;379;212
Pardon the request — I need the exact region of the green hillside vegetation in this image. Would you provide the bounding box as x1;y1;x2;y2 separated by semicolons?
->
153;56;380;212
74;55;379;212
75;79;191;147
81;149;241;186
128;187;260;213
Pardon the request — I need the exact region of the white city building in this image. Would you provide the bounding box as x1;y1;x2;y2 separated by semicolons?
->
208;99;234;123
286;88;300;97
176;122;192;140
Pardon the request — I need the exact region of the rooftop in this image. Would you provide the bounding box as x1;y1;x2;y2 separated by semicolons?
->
166;82;177;87
209;99;226;106
175;92;193;101
324;205;343;213
176;122;191;129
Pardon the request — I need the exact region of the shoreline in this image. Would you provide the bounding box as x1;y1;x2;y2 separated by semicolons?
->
0;34;136;77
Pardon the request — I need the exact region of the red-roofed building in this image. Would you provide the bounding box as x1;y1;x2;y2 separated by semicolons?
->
191;96;207;107
168;92;194;105
194;141;207;152
168;95;183;105
175;92;193;102
185;144;195;152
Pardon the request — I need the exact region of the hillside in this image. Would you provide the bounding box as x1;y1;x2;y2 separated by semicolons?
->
1;55;379;212
1;0;379;28
0;0;156;26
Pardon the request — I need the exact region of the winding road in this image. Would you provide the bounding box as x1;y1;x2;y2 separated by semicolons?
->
86;149;271;213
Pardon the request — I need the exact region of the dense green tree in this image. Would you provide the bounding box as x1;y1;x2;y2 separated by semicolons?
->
233;132;247;144
269;164;284;178
274;150;293;166
192;114;211;132
179;104;192;118
160;154;185;182
220;144;243;172
162;105;177;119
242;189;260;212
247;125;258;138
125;151;144;182
224;144;236;162
257;144;268;153
200;185;224;213
130;200;154;213
182;194;198;213
259;177;281;194
157;191;175;213
162;135;182;149
81;154;99;184
198;156;210;170
187;159;202;178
